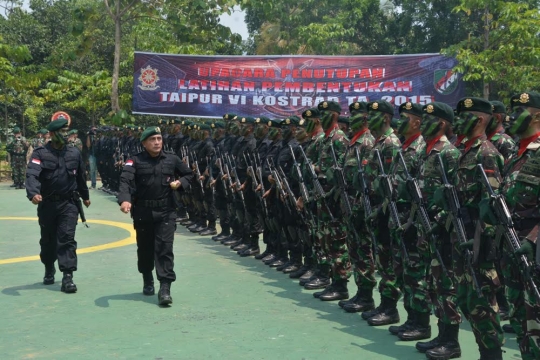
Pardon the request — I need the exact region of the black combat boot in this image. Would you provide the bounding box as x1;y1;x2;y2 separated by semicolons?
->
343;289;375;313
255;244;273;260
502;323;515;333
199;222;217;236
416;320;445;353
288;264;310;278
142;272;155;295
61;272;77;293
298;267;318;286
313;284;334;298
319;279;349;301
425;323;461;359
158;283;173;306
43;264;56;285
367;296;400;326
389;308;415;335
479;347;503;360
339;289;360;308
398;311;431;341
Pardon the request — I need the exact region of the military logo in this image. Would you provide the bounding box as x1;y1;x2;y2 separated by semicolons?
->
299;119;305;126
51;111;72;127
285;118;291;125
426;104;434;113
268;121;272;127
323;102;328;108
155;127;161;133
306;110;312;117
405;102;413;110
138;65;160;91
211;123;215;128
354;102;360;110
224;114;229;120
464;98;473;108
372;102;379;110
434;70;459;95
241;118;246;123
255;118;261;123
519;93;530;104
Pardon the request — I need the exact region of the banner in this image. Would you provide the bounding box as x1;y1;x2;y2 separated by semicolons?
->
133;52;464;118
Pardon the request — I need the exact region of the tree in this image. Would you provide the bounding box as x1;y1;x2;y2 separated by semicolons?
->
444;0;540;100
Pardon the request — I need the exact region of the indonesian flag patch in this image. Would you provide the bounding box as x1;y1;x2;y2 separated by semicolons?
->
31;158;41;165
125;160;133;166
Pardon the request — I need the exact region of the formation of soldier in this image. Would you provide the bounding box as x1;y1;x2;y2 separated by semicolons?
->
147;93;539;360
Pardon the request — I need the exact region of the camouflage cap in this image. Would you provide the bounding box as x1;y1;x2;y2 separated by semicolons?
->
367;100;394;115
422;102;454;124
140;126;161;141
302;108;321;119
317;101;341;114
349;101;368;114
399;102;423;118
510;92;540;109
457;97;492;115
490;101;506;114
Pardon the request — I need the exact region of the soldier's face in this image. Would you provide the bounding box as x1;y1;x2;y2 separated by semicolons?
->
459;112;482;136
508;106;536;136
367;111;386;132
52;129;69;144
421;114;442;138
143;135;163;155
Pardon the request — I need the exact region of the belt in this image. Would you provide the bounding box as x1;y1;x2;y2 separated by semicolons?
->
43;193;73;202
136;198;169;208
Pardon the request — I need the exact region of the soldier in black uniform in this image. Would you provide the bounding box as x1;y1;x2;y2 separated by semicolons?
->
196;123;217;236
25;112;90;293
118;126;193;306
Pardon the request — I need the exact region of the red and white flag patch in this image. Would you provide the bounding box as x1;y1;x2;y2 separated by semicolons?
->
125;160;133;166
31;158;41;165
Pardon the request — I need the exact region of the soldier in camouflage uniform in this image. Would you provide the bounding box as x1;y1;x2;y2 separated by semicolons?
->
412;103;462;359
6;127;29;189
389;102;430;341
68;130;83;152
338;101;376;313
362;100;402;326
31;129;48;150
305;101;350;302
450;97;505;360
502;92;540;360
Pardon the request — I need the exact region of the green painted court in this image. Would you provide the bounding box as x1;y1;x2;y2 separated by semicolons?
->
0;182;522;359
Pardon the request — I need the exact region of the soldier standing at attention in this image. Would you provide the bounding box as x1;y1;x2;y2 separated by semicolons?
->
68;129;83;152
502;92;540;360
451;97;505;360
7;126;29;189
25;112;90;293
118;126;193;306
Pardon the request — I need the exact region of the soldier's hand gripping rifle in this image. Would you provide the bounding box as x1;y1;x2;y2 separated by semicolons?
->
226;153;246;209
355;147;378;255
191;151;205;196
437;153;482;297
374;149;410;263
477;164;540;303
397;150;449;277
216;151;229;197
248;152;269;217
267;157;294;214
289;145;310;205
207;155;215;195
278;165;304;221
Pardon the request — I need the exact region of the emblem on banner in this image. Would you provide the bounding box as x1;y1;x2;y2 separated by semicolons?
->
138;65;160;91
434;70;458;95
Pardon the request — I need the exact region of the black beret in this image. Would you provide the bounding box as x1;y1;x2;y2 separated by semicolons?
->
457;97;492;115
510;92;540;109
140;126;162;141
349;101;368;114
318;101;341;113
367;100;394;115
422;102;454;124
399;102;423;118
281;115;301;126
302;108;321;119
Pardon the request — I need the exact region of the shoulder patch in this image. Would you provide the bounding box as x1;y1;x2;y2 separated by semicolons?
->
31;158;41;165
125;160;134;166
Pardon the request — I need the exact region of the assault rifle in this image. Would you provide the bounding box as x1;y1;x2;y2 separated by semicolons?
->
397;151;449;277
477;164;540;303
215;151;228;197
374;149;410;263
355;147;378;255
266;157;293;214
226;154;245;209
289;145;310;204
245;152;268;216
73;192;89;228
191;151;204;196
437;153;482;297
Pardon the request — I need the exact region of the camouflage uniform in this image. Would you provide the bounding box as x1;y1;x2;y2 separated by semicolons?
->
6;135;29;187
69;138;83;152
488;128;515;161
365;127;402;302
315;125;350;283
31;136;45;149
452;134;504;352
343;129;376;294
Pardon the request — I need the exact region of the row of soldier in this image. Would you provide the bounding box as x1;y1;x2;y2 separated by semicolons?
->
150;94;540;360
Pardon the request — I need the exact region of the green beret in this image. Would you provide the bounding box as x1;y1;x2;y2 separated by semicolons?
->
239;116;256;124
140;126;162;141
158;119;169;125
281;115;301;126
12;126;21;133
181;120;192;126
367;100;394;115
457;97;492;115
39;128;48;134
223;113;237;121
349;101;368;114
302;108;320;119
47;119;69;132
510;92;540;109
211;121;225;129
338;116;350;125
490;101;506;114
399;102;423;118
199;124;211;131
267;119;283;127
422;102;454;124
170;119;183;124
255;116;271;124
67;129;76;135
318;101;341;114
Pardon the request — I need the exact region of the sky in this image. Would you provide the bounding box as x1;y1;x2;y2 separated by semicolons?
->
219;6;249;40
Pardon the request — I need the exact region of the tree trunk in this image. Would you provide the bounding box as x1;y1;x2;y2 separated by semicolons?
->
111;1;121;112
482;5;490;100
